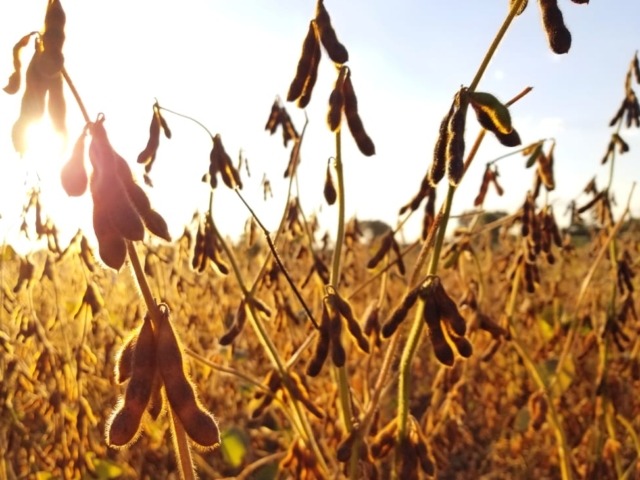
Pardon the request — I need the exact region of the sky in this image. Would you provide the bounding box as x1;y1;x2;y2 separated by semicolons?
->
1;0;639;254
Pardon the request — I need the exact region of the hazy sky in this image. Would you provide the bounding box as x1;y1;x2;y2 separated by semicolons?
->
1;1;639;252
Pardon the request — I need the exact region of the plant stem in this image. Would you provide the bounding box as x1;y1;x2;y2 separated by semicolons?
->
126;241;197;480
331;130;354;428
505;262;573;480
169;406;196;480
395;0;528;450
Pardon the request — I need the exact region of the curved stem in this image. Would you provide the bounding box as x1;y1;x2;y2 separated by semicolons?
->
395;0;528;449
505;263;573;480
61;67;91;124
126;241;196;479
330;129;354;431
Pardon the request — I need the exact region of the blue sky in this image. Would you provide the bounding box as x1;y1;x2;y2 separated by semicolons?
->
1;1;639;252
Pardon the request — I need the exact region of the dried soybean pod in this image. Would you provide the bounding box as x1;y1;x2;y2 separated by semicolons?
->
429;102;454;186
474;164;492;206
61;128;88;197
315;0;349;64
327;67;346;131
336;428;357;462
297;26;322;109
633;52;640;84
137;106;161;165
114;328;139;384
307;305;331;377
115;156;171;241
329;307;346;367
3;32;36;95
91;189;126;270
323;162;337;205
285;372;324;419
449;333;473;358
219;301;247;346
106;315;156;448
370;419;397;459
381;285;422;338
147;373;164;420
410;422;435;475
156;306;220;449
343;72;375;156
426;319;454;367
265;99;280;133
47;71;66;138
38;0;66;78
390;236;406;275
538;0;571;54
12;50;48;155
433;282;466;336
367;232;393;270
446;89;467;186
332;293;370;354
287;21;320;103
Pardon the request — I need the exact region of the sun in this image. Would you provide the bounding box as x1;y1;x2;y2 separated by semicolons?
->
22;118;68;166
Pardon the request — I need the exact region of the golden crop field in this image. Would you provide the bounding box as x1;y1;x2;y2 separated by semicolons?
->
1;1;639;479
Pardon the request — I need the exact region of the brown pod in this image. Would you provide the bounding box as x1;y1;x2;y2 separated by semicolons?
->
336;428;357;462
147;372;165;420
279;107;299;146
429;102;454;186
219;301;247;345
3;32;36;95
107;315;156;448
329;307;346;367
367;231;393;270
332;294;370;354
343;73;376;156
288;21;320;104
212;134;243;190
381;285;422;338
114;328;139;384
116;156;171;241
91;189;126;270
156;306;220;449
307;305;332;377
137;107;161;165
12;51;48;154
449;334;473;358
324;162;337;205
285;372;324;419
390;236;406;275
446;89;467;186
315;0;349;64
79;235;96;272
297;32;321;109
528;391;548;430
474;164;492;206
363;304;381;346
426;319;454;367
327;68;346;131
538;0;571;54
61;128;88;196
370;419;397;459
38;0;66;78
433;282;467;336
265;99;280;133
47;73;66;138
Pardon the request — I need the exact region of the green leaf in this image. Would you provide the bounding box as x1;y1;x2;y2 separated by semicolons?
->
221;428;248;469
